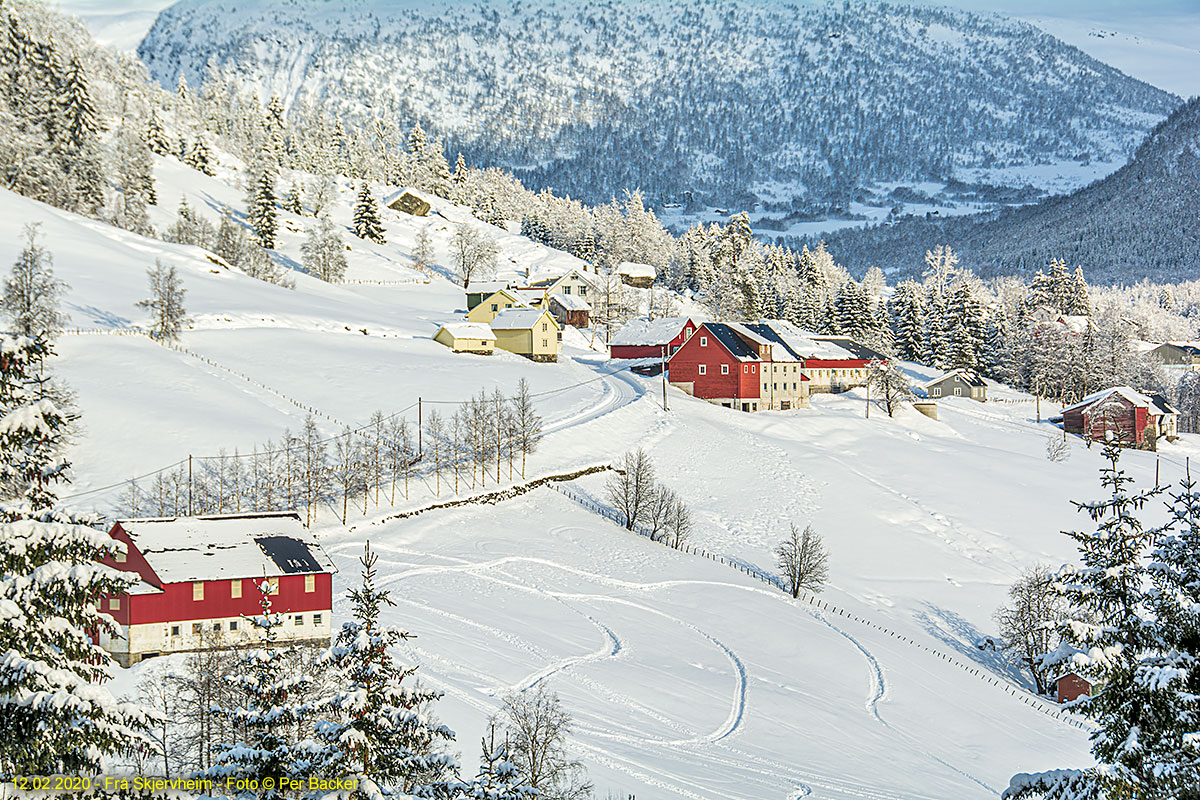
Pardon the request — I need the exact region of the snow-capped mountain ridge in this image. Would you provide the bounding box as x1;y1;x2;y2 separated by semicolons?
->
138;0;1179;209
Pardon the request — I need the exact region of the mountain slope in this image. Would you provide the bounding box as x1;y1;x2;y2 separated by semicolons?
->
816;96;1200;282
137;0;1178;209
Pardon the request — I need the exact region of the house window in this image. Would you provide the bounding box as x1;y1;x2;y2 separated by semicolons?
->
773;383;777;390
931;388;941;397
579;285;587;296
563;286;571;294
305;574;315;593
954;387;963;396
193;582;204;601
700;336;707;347
108;598;120;611
171;625;180;637
212;622;221;632
229;620;239;632
192;623;201;635
231;580;242;599
763;383;768;391
491;303;498;312
294;615;305;626
698;364;707;375
721;364;729;375
313;614;323;626
542;338;548;348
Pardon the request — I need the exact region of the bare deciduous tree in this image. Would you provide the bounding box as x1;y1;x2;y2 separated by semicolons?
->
606;448;656;531
664;492;693;549
450;223;499;288
498;686;592;800
776;523;830;597
867;359;914;417
512;378;542;479
993;564;1070;694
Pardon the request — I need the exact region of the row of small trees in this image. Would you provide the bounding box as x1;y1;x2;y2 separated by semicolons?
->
119;379;545;524
604;449;692;548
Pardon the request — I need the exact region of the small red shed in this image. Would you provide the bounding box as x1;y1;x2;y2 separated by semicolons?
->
96;511;336;666
1056;672;1092;703
609;317;697;361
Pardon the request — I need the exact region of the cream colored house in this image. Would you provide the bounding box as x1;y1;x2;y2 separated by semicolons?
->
530;269;595;309
466;289;530;324
434;322;496;354
491;308;561;362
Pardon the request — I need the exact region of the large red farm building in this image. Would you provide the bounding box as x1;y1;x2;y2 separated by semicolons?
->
97;511;336;666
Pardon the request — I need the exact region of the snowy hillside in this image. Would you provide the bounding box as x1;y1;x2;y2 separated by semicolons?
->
136;0;1178;211
11;142;1200;796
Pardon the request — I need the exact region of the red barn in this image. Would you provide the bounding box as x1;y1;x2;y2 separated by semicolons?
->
1059;386;1179;450
1056;672;1092;703
667;322;768;411
96;511;336;666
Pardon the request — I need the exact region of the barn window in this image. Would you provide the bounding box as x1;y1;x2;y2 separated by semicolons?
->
108;598;120;611
698;364;706;375
193;582;204;601
229;620;239;632
231;580;242;599
751;365;756;373
294;615;305;626
305;574;315;593
700;336;707;347
171;625;180;637
721;364;729;375
314;614;323;626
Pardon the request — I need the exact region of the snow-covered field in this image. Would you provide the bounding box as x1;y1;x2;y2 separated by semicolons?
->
11;151;1200;797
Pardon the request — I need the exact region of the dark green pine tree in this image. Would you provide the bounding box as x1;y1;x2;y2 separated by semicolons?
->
247;168;278;249
352;182;386;243
282;181;303;215
314;543;457;799
888;280;927;363
468;724;535;800
204;583;314;800
144;110;170;156
1011;440;1169;799
1142;472;1200;797
55;56;99;153
945;279;986;370
0;336;152;778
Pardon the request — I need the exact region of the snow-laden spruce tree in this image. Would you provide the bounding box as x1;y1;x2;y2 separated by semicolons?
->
302;214;348;283
353;182;386;244
3;222;67;342
463;724;535;800
314;542;457;799
204;581;316;799
247;166;279;249
0;335;152;778
1005;438;1176;800
1141;471;1200;796
137;259;189;341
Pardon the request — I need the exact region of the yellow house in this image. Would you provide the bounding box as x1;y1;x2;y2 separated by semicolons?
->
434;322;496;355
466;289;529;324
490;308;561;362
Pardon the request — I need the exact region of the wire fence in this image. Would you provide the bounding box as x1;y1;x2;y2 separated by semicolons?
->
548;482;1095;734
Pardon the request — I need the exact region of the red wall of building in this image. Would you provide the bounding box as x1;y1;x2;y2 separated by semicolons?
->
668;325;760;401
1065;397;1146;445
804;358;873;369
127;573;331;625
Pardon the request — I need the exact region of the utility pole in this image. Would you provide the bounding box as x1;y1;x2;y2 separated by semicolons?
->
187;454;193;515
661;346;668;411
417;396;423;456
865;371;870;418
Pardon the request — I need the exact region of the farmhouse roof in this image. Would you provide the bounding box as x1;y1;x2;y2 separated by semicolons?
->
924;369;987;389
549;294;590;311
439;322;496;340
704;323;761;362
1062;386;1174;415
491;308;554;330
809;336;890;362
115;511;336;585
616;261;656;278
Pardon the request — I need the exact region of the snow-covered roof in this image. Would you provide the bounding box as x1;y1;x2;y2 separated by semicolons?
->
924;369;986;389
466;281;510;295
508;288;546;305
750;321;880;362
530;269;595;289
115;511;336;585
610;316;693;347
382;186;434;208
549;294;590;311
491;308;554;330
727;322;772;347
439;322;496;340
616;261;656;278
1059;315;1090;333
1062;386;1176;415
